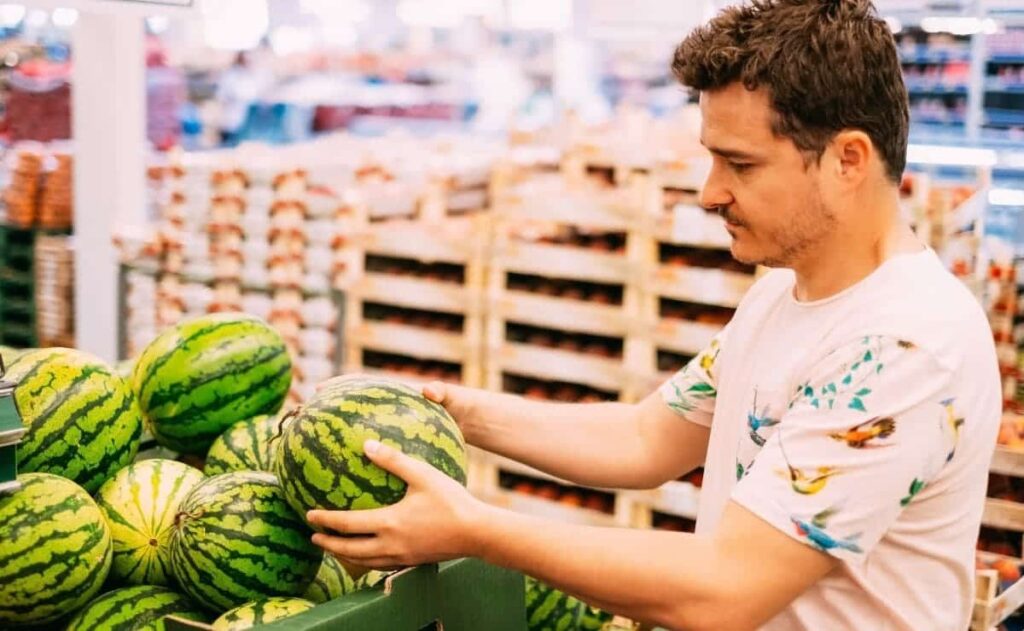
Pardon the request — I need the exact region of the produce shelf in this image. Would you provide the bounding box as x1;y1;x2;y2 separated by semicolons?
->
476;488;623;529
489;291;630;338
356;273;479;315
645;266;753;309
991;446;1024;477
983;498;1024;532
496;241;632;286
491;343;626;394
353;320;470;364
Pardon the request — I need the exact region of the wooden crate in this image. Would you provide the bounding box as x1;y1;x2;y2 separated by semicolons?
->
974;550;1024;630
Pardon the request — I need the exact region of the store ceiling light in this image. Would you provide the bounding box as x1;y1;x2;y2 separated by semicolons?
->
51;8;78;29
0;4;24;28
202;0;268;51
989;188;1024;207
146;15;170;35
906;144;998;167
25;8;46;28
920;16;999;36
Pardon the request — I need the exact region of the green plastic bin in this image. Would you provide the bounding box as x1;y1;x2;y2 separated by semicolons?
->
165;558;527;631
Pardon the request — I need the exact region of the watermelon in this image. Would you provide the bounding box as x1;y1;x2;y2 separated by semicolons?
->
525;577;613;631
95;459;205;586
6;348;142;493
303;554;356;603
169;471;321;611
211;597;315;630
357;569;389;590
0;344;30;365
204;414;285;476
132;313;292;454
65;585;208;630
0;473;112;626
274;375;468;520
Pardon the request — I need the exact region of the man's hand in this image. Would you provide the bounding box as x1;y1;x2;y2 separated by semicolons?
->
306;439;489;569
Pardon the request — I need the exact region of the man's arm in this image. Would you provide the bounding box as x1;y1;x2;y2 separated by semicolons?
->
308;442;835;631
429;384;711;490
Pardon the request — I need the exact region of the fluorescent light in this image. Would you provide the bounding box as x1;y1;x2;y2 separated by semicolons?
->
0;4;24;28
906;144;998;167
989;188;1024;206
270;25;313;56
51;8;78;28
921;16;999;36
883;16;902;33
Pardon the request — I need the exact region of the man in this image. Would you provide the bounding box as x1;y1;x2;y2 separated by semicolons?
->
308;2;1002;629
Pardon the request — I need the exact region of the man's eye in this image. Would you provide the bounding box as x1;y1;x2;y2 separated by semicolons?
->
729;162;752;172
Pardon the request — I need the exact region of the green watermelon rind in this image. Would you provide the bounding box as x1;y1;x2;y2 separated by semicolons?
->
169;471;321;612
65;585;208;631
212;597;315;630
274;375;468;522
7;348;143;493
0;473;113;626
204;414;285;476
302;554;357;604
132;313;292;455
95;459;206;586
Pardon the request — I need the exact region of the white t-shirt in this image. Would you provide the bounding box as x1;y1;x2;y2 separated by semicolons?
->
660;248;1001;630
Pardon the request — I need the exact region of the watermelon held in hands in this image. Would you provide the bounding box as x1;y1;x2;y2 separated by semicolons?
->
204;414;286;476
65;585;209;631
95;459;205;586
211;597;315;630
6;348;142;493
274;375;468;522
0;473;113;626
169;471;321;612
303;554;357;603
132;313;292;455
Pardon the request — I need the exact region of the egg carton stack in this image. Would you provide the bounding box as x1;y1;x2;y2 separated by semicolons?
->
206;169;249;315
33;233;74;348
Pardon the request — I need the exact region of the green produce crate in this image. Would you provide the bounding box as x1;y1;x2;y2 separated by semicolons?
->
0;321;37;348
0;350;25;493
165;558;527;631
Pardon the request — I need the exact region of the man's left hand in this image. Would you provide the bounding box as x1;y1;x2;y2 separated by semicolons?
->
306;439;488;569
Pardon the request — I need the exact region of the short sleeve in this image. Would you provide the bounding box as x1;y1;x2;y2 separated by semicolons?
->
731;336;957;563
659;326;728;428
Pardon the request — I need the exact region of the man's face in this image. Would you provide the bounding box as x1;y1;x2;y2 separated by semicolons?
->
698;83;836;268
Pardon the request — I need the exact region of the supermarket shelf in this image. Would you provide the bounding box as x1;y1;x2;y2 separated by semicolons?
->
651;318;722;357
649;211;732;250
973;567;1024;631
497;242;631;285
982;498;1024;532
475;488;621;528
497;186;635;232
985;109;1024;127
900;48;972;64
352;320;470;363
363;218;483;265
990;446;1024;477
986;80;1024;94
492;343;626;393
646;266;754;309
907;84;969;96
989;55;1024;65
357;273;480;315
490;291;630;338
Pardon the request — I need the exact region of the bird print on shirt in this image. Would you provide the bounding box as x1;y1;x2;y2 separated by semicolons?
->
775;427;840;495
829;417;897;448
940;398;964;462
747;390;780;447
791;508;863;554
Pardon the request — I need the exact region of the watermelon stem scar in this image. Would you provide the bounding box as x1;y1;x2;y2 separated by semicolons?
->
271;407;301;445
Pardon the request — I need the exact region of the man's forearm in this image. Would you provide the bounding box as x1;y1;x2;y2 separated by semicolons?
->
468;504;724;630
459;391;657;489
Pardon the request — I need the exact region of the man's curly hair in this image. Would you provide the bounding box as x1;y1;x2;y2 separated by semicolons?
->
673;0;909;183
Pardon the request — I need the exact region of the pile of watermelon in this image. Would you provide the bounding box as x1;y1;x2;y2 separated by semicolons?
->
0;312;471;629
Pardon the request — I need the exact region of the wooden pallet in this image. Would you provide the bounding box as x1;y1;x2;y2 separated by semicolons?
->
974;549;1024;630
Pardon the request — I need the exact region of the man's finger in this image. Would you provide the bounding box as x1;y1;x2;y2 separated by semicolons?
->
311;532;386;560
307;508;389;536
364;440;435;485
422;381;447;404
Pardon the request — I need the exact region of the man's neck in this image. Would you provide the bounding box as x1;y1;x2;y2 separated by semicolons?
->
790;197;924;303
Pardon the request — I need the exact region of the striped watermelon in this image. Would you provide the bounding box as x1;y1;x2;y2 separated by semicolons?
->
211;597;315;630
132;313;292;454
65;585;208;631
204;414;285;476
95;459;205;586
357;569;389;590
0;473;112;626
7;348;142;493
525;577;613;631
303;554;356;603
274;375;468;520
169;471;321;611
